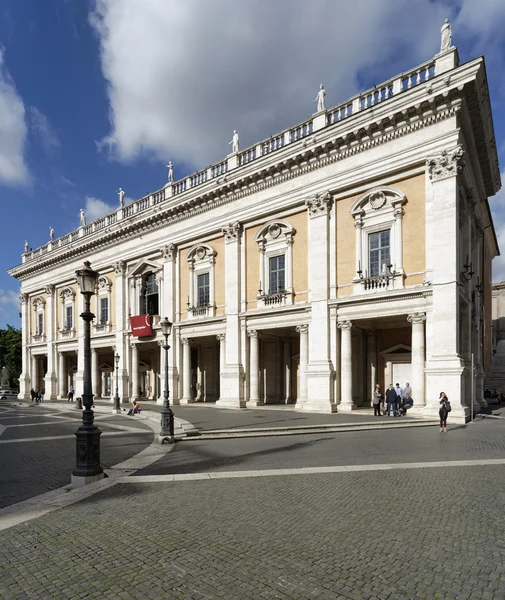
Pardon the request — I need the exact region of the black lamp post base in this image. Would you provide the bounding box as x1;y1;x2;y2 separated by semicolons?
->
72;419;104;482
71;471;106;488
159;408;175;444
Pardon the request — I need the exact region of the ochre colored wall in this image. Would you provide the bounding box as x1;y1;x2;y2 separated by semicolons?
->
336;195;356;296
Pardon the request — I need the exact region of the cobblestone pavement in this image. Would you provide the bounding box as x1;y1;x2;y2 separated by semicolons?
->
1;463;505;599
138;417;505;475
0;405;152;509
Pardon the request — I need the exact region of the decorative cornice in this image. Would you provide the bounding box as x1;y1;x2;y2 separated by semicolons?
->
11;99;462;280
305;192;333;218
426;145;465;181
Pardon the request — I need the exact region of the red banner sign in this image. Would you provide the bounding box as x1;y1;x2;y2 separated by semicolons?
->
130;315;153;337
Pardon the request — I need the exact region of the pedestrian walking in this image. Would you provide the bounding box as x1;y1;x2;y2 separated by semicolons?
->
385;384;397;417
30;388;35;402
439;392;451;432
67;386;74;402
373;384;383;416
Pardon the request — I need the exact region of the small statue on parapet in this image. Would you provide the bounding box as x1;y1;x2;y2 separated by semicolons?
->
118;188;125;207
80;208;86;227
49;227;54;241
24;240;29;253
314;83;326;112
229;130;239;154
440;18;452;53
163;161;174;184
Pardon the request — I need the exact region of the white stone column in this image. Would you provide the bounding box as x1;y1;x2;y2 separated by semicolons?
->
338;321;356;411
91;349;100;399
18;293;31;399
424;146;467;422
217;334;226;374
301;193;336;412
366;330;377;407
43;284;57;400
283;337;292;403
31;354;39;392
408;313;426;408
393;204;404;273
181;338;194;403
217;222;245;408
58;352;67;399
334;325;341;405
296;325;308;404
247;330;261;406
131;343;140;402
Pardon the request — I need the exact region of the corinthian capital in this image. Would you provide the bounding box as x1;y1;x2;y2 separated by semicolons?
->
305;191;333;218
222;221;243;242
426;145;465;181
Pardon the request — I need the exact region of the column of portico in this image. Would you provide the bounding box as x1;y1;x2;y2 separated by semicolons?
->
299;192;336;412
131;343;140;402
424;146;467;422
43;285;57;400
217;222;245;408
283;337;292;403
31;354;39;392
247;331;262;406
295;325;308;404
408;313;426;408
91;349;100;399
114;260;129;402
18;293;31;399
180;338;194;403
338;321;356;411
58;352;67;399
366;330;377;407
216;333;226;402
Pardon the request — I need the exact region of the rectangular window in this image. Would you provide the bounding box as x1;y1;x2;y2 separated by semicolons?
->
65;306;73;330
100;297;109;325
368;230;390;277
141;273;159;315
38;313;44;335
197;273;210;307
269;255;285;294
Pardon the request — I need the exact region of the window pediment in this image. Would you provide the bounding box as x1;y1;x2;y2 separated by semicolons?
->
32;296;46;309
255;221;295;249
97;276;112;292
350;186;406;221
185;244;216;266
59;287;75;302
128;259;162;278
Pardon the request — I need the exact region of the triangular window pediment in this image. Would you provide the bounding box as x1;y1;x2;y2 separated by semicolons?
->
128;259;162;278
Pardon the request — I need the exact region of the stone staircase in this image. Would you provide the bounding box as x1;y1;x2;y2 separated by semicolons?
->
485;340;505;391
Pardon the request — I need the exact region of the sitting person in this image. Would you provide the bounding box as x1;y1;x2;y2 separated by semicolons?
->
127;400;142;416
399;393;414;415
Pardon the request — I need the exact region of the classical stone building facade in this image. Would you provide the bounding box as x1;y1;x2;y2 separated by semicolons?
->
9;40;500;423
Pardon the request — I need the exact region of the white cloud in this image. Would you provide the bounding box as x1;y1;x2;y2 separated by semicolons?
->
490;169;505;282
28;106;60;152
0;48;29;184
90;0;455;168
83;196;115;221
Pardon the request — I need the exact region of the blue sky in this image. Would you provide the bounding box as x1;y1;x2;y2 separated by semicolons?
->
1;0;505;328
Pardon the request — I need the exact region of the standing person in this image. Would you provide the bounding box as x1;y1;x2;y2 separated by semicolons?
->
373;384;383;416
386;384;397;417
67;385;74;403
439;392;451;432
404;382;412;399
30;388;35;402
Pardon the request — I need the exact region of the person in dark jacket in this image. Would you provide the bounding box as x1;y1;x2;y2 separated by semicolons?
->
439;392;451;432
385;384;397;417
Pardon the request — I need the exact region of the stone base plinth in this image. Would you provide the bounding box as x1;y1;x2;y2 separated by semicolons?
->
337;403;358;412
296;402;337;414
70;472;105;489
215;398;246;409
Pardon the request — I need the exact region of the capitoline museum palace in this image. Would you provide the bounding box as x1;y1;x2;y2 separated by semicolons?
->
9;32;501;424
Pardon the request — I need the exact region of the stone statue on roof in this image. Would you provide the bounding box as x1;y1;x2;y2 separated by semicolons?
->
440;19;451;53
118;188;125;207
24;240;29;253
80;208;86;226
229;130;239;154
164;161;174;183
314;83;326;112
49;227;54;241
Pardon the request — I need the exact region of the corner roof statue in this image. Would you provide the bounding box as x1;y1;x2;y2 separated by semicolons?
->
314;83;326;112
24;240;29;253
229;130;239;154
118;188;125;207
49;227;54;241
80;208;86;227
440;19;451;53
164;161;174;183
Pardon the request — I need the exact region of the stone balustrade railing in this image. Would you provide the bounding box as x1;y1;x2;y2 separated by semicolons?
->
22;56;436;264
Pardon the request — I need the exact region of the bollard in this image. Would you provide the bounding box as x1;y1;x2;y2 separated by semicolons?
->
76;397;82;410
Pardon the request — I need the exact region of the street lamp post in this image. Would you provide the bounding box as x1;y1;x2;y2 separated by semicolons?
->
159;317;175;443
71;261;104;486
113;352;121;414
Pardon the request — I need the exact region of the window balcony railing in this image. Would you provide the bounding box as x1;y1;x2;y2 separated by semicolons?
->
188;304;211;318
59;327;76;339
31;333;45;343
257;289;288;306
355;265;403;292
93;322;111;334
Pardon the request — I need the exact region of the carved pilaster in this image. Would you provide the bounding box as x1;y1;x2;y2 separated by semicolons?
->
20;292;28;305
305;191;333;217
222;221;243;242
426;146;465;181
114;260;126;276
45;284;55;296
162;243;177;261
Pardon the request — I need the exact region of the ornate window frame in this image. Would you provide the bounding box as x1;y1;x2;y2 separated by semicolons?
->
185;244;217;318
255;221;295;307
59;287;76;339
95;276;112;333
349;186;407;293
32;296;46;342
127;259;163;319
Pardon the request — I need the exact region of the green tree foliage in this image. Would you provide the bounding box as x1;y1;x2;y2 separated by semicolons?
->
0;325;22;388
